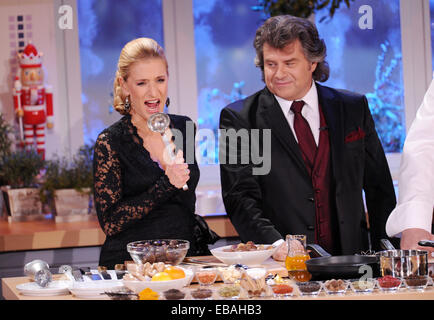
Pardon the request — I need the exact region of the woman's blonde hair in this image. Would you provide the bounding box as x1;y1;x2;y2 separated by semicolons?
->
113;38;168;115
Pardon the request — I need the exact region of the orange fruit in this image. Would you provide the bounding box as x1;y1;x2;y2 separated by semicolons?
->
151;271;172;281
163;266;185;280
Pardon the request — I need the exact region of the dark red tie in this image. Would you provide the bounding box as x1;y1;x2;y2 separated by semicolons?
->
291;100;317;170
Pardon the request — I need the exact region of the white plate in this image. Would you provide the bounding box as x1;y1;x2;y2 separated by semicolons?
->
16;280;72;296
211;244;277;266
123;268;193;293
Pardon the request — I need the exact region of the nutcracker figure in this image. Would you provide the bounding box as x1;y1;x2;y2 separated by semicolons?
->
12;43;53;160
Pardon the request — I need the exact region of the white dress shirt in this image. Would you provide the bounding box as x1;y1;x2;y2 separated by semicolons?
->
274;81;320;146
386;79;434;237
272;82;320;248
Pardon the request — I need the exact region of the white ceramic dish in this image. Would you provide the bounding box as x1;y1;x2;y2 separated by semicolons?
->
210;244;277;266
69;280;124;299
123;268;194;293
16;280;72;296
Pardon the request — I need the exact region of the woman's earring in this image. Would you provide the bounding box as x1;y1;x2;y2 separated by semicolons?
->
165;97;170;108
124;95;131;113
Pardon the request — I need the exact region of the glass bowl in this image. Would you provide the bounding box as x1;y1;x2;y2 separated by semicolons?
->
297;281;322;296
127;239;189;266
403;275;430;291
323;279;349;295
349;279;376;293
162;288;188;300
217;284;241;299
195;267;218;286
377;276;402;292
270;283;296;298
190;287;214;300
217;265;244;284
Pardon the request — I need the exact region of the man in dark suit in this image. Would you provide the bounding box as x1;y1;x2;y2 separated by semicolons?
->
219;15;396;258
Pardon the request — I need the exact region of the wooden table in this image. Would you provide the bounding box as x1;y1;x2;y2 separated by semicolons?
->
0;213;237;252
2;274;433;300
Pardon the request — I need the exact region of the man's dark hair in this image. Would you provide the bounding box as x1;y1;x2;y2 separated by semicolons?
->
254;15;329;82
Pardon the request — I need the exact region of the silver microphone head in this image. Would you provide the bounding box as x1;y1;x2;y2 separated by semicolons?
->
147;112;170;134
147;112;189;192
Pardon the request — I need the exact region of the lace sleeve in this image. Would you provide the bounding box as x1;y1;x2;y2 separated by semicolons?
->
93;132;177;236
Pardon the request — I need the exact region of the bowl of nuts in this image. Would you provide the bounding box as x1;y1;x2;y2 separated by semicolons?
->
127;239;189;266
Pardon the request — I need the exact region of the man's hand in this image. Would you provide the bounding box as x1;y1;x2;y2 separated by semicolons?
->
401;228;434;255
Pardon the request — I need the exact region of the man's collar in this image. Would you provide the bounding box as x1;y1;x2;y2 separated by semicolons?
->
274;81;318;113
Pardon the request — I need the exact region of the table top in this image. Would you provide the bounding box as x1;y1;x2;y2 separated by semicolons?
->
3;274;433;300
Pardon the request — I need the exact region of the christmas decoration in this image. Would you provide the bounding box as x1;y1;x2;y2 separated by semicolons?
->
12;42;53;160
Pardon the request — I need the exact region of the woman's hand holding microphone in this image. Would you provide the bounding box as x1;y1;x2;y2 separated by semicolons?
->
165;149;190;189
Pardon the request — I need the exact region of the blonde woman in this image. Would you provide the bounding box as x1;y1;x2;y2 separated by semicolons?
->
93;38;215;268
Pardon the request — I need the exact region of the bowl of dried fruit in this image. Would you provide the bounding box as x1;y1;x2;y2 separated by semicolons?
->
210;241;277;266
122;262;194;293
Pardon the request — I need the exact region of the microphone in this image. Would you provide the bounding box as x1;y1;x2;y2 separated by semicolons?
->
319;126;329;131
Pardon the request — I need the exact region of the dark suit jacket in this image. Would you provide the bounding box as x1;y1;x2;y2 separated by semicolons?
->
219;84;396;254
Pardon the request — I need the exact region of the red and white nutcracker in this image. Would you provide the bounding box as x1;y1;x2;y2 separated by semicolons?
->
12;43;53;160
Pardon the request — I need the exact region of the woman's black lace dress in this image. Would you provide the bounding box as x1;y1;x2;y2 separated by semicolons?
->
93;114;202;269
